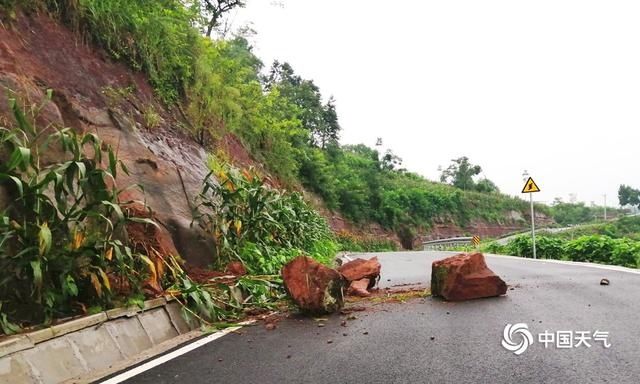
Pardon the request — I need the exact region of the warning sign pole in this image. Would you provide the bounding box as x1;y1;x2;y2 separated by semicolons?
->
521;176;540;259
529;192;536;259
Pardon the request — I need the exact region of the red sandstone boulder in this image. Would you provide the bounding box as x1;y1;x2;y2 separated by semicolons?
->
338;257;381;287
282;256;347;314
225;261;247;276
431;253;507;301
348;278;371;297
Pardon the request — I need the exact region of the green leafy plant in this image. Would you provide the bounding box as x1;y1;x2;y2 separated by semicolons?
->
0;97;155;329
481;241;507;255
192;159;337;274
234;275;284;309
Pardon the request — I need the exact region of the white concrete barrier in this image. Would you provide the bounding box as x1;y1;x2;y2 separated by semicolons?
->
0;298;199;384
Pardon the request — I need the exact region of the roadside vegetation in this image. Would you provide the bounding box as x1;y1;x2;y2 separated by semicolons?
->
0;98;166;333
482;217;640;268
0;0;558;333
2;1;536;244
0;98;337;334
547;199;624;226
193;157;337;275
335;230;399;253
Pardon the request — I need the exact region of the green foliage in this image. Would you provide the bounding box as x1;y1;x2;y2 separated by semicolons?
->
299;144;530;248
548;200;618;226
0;98;153;327
504;235;564;259
50;0;201;103
492;233;640;268
549;215;640;241
564;235;616;263
193;159;337;274
5;0;534;240
234;275;284;310
335;230;398;252
264;61;340;149
618;184;640;208
481;241;507;255
440;156;498;193
610;238;640;268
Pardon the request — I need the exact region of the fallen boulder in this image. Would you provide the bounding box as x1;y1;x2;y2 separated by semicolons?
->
348;278;371;297
431;253;507;301
282;256;347;314
338;257;381;288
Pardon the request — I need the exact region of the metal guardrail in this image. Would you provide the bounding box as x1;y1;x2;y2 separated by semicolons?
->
422;236;473;250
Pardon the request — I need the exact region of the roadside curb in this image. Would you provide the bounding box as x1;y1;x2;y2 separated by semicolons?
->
0;298;200;384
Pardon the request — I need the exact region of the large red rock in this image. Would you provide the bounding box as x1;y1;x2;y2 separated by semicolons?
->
431;253;507;301
348;279;371;297
338;257;381;286
282;256;347;314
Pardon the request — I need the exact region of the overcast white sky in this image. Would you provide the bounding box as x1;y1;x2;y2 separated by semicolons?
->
231;0;640;207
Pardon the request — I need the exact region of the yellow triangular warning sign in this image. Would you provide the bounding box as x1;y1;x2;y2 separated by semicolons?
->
521;177;541;193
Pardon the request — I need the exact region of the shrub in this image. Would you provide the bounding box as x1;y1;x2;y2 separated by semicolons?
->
335;230;398;252
610;238;640;268
506;235;534;258
564;235;615;263
481;241;507;255
536;237;565;260
504;235;563;259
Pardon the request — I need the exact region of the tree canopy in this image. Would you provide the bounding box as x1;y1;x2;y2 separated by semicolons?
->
619;185;640;208
439;157;498;193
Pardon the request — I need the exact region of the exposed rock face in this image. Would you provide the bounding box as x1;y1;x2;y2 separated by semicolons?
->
0;14;227;267
282;256;346;314
431;253;507;301
338;257;381;287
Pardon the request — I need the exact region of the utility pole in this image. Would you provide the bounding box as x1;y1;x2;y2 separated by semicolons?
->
603;194;607;221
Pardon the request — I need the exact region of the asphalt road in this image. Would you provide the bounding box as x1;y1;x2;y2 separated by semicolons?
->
113;251;640;384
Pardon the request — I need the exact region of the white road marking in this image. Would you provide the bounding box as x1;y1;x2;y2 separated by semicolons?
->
354;250;640;275
484;253;640;275
99;321;255;384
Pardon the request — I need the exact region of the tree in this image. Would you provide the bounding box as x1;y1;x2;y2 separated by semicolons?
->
264;61;341;148
475;178;499;193
317;96;340;148
198;1;246;37
439;156;482;191
618;185;640;208
550;202;594;225
381;149;403;171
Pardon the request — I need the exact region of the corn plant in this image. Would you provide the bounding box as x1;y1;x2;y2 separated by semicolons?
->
192;159;337;274
0;97;156;331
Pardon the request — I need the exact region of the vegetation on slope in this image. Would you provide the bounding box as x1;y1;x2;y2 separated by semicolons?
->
0;0;551;332
4;1;535;240
193;157;337;275
547;200;624;226
0;98;337;333
0;99;163;332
